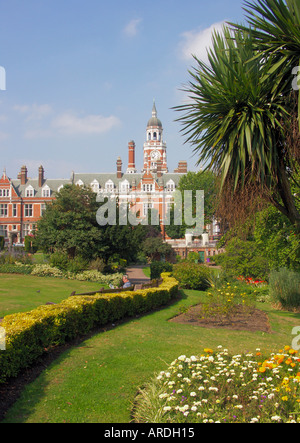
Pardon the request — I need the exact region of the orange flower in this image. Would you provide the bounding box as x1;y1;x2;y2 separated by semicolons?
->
204;348;213;354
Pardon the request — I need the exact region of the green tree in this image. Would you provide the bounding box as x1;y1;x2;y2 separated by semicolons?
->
176;10;300;233
36;184;107;259
178;170;217;225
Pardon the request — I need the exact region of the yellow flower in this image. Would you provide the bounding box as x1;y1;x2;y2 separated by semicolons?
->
282;396;288;402
204;348;213;354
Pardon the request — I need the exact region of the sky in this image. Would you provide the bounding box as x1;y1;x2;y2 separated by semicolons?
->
0;0;247;180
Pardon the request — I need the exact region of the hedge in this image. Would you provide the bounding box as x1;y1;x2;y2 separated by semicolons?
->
0;273;179;384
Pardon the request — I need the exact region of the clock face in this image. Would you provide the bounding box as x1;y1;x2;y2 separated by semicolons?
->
151;150;160;160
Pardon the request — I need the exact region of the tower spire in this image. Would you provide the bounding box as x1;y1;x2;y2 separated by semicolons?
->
152;99;157;118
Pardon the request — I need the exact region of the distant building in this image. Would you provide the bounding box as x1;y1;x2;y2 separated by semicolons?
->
0;102;188;246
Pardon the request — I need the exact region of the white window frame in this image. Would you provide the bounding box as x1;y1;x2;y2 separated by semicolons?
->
166;180;175;193
105;180;115;193
142;183;154;193
25;185;34;198
90;180;100;193
0;204;8;217
42;185;51;198
24;204;33;218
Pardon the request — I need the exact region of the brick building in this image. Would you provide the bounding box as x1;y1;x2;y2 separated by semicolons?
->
0;102;189;246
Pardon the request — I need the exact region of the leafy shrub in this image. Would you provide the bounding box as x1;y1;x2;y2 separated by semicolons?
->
89;258;106;273
49;252;69;271
24;236;38;254
66;256;89;274
172;262;210;291
0;273;179;384
269;268;300;310
0;236;4;250
150;261;173;280
31;264;64;278
0;263;33;275
213;238;270;281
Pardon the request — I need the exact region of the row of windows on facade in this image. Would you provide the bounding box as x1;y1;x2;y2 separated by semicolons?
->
0;181;176;198
0;224;36;238
0;203;46;218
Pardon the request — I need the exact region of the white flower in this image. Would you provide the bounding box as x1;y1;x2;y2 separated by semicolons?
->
163;406;172;412
190;392;197;397
271;416;281;422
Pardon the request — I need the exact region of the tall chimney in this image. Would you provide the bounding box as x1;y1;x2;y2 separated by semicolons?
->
39;165;44;187
127;140;136;173
20;165;28;185
116;157;122;179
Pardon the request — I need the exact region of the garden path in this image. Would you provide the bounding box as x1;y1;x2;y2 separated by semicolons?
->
126;265;150;286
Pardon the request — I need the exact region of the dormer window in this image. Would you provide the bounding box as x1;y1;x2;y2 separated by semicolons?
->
76;180;84;187
105;180;114;192
91;180;100;193
42;185;51;198
166;180;175;192
25;185;34;197
120;179;130;194
57;185;64;193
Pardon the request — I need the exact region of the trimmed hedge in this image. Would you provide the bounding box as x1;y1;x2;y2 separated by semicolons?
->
0;273;179;384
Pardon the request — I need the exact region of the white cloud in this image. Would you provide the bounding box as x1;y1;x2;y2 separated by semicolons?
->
123;18;142;37
13;103;53;121
13;103;121;139
52;112;121;135
179;21;226;64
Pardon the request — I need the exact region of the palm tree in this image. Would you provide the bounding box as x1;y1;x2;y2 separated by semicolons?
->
175;25;300;233
230;0;300;130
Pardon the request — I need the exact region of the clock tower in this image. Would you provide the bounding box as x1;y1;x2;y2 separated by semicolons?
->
143;101;168;173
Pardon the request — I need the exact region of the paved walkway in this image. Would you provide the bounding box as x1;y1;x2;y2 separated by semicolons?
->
126;265;150;286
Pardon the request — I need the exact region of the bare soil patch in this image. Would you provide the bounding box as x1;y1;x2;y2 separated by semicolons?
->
169;304;271;333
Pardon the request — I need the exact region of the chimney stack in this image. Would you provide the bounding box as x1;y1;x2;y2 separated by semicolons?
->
175;161;188;174
39;165;45;187
116;157;122;179
127;140;137;173
20;165;28;185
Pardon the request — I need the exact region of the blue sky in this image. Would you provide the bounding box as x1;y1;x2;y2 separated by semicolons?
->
0;0;246;179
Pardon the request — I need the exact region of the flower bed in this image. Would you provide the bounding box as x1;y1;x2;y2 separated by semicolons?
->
133;346;300;423
0;273;179;384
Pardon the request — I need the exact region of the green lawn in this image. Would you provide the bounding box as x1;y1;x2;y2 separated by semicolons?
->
2;289;300;423
0;274;108;318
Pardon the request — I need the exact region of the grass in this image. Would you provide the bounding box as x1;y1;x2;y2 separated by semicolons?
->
2;289;300;423
0;274;108;317
143;267;151;278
